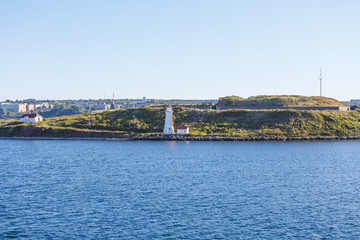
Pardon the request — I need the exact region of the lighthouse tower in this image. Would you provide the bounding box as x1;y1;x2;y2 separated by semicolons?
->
163;105;174;134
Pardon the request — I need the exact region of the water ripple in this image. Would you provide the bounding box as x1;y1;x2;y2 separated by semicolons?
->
1;140;360;239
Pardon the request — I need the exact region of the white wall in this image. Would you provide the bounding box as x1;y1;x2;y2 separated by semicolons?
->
20;116;43;123
177;128;189;134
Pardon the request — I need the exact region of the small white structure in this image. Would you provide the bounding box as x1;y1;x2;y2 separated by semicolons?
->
163;105;174;134
177;126;189;134
20;113;43;123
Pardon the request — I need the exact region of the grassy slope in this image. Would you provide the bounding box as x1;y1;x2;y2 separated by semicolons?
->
218;95;345;108
1;105;360;138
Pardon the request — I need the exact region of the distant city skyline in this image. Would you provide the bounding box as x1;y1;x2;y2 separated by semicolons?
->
1;1;360;101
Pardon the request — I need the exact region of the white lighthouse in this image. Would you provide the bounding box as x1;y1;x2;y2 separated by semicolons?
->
163;105;175;134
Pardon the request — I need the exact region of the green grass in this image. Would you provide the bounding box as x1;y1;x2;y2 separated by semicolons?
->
218;95;345;108
1;104;360;138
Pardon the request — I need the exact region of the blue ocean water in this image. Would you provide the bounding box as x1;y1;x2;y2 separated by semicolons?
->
1;140;360;239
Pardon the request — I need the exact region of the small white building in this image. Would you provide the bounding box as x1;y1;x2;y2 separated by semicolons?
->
20;113;43;123
177;126;189;134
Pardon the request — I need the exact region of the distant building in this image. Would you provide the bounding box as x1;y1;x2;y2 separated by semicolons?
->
35;102;51;109
177;126;189;134
124;98;156;108
20;113;43;123
92;103;111;110
26;104;35;112
349;100;360;107
1;103;28;113
163;105;174;134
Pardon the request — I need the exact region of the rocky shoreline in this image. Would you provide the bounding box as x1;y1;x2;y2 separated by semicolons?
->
134;135;360;141
1;135;360;142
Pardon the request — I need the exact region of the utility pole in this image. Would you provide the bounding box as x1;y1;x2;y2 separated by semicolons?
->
319;67;323;97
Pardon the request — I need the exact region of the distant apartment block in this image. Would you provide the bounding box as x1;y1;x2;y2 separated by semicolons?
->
1;103;27;112
0;103;37;113
26;104;34;112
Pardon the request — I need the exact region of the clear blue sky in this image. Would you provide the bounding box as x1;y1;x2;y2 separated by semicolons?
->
1;0;359;101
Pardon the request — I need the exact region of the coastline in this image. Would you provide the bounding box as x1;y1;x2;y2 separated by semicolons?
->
1;135;360;142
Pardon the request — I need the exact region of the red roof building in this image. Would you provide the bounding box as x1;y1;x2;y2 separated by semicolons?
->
20;113;43;123
21;113;41;118
177;126;190;134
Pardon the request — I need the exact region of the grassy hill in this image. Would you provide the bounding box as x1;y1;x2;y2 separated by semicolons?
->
1;104;360;138
217;95;345;109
